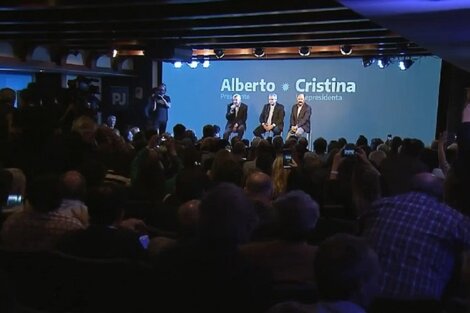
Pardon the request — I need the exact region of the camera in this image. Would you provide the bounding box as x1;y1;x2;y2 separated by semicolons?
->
341;143;356;157
282;149;293;168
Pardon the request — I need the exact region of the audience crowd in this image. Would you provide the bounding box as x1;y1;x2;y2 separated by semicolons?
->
1;86;470;313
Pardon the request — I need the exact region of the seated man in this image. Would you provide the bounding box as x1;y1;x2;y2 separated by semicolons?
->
223;94;248;140
287;93;311;139
253;93;285;138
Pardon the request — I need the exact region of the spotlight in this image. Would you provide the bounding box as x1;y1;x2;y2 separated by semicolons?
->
202;59;210;68
340;45;352;56
253;47;265;58
377;57;390;69
299;46;310;57
362;56;375;68
398;58;414;71
214;49;224;59
173;61;182;69
112;49;118;58
188;60;198;68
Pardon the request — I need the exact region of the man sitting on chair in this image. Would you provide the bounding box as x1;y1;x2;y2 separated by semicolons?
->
253;93;285;138
287;93;311;139
223;94;248;140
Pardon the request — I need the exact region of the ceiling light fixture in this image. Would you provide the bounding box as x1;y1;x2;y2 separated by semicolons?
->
214;49;225;59
299;46;311;57
340;45;352;56
253;47;265;58
377;56;391;69
362;56;375;68
173;61;182;69
112;49;118;58
398;58;414;71
202;59;210;68
188;60;198;68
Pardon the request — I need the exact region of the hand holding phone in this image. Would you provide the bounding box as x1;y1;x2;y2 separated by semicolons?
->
282;149;293;168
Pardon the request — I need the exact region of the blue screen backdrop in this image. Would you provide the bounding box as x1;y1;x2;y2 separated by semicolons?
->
163;57;441;145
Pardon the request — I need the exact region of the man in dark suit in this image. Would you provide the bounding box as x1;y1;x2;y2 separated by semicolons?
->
287;93;311;139
253;93;285;138
223;94;248;140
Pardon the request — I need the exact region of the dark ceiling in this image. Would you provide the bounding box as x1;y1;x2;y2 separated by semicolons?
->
0;0;434;62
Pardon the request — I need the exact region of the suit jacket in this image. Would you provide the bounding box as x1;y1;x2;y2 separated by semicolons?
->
225;103;248;127
289;103;311;133
259;103;285;131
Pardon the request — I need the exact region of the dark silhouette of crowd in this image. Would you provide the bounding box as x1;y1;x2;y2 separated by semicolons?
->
1;84;470;313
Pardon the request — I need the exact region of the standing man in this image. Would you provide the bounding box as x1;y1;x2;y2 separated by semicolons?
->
223;94;248;140
145;83;171;134
253;93;285;138
287;93;311;139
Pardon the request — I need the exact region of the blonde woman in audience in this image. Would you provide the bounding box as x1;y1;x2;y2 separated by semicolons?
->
271;155;290;198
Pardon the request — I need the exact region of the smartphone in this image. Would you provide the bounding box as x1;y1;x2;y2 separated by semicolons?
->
7;194;22;207
447;132;457;146
282;149;293;168
139;235;150;249
341;143;356;157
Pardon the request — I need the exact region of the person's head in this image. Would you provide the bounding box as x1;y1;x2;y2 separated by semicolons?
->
268;93;278;105
71;115;98;144
245;171;273;203
313;137;327;155
86;183;127;226
213;124;221;138
232;140;247;157
178;199;201;236
199;183;258;248
106;115;117;128
27;174;61;213
202;124;215;138
0;88;16;107
156;83;167;95
296;93;305;106
175;167;210;202
411;172;444;200
314;234;380;309
0;170;13;207
356;135;368;148
59;170;87;201
273;190;319;241
210;149;243;186
232;94;241;106
127;126;141;142
173;123;186;140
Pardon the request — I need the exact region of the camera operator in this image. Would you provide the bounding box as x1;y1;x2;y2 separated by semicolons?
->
145;83;171;135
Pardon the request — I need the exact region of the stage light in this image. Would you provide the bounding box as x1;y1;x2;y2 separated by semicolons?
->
214;49;224;59
299;46;310;57
202;59;210;68
188;60;198;68
173;61;182;69
340;45;352;56
377;57;390;69
253;47;265;58
362;56;375;67
112;49;118;58
398;58;414;71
